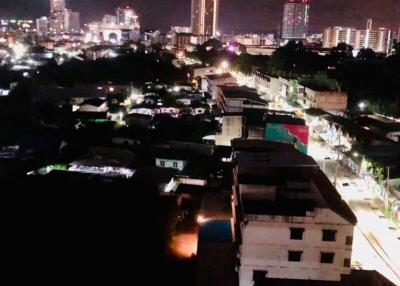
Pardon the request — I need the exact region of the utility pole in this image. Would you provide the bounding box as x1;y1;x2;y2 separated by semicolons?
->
333;134;341;188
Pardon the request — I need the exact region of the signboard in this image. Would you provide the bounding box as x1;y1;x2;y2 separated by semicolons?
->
265;123;309;154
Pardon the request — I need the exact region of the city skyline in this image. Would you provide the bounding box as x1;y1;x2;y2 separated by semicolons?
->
0;0;398;33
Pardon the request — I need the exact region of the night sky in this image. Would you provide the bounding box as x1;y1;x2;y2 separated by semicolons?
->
0;0;398;33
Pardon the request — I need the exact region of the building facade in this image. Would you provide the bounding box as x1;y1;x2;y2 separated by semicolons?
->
232;146;357;286
323;20;392;53
282;0;310;39
48;0;80;34
191;0;219;37
36;17;49;36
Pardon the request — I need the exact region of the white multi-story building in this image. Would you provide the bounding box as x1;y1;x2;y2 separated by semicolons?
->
232;143;357;286
36;17;49;36
323;20;392;53
87;6;140;43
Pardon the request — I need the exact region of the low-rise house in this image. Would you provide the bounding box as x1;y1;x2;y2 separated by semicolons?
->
253;71;280;101
357;115;400;143
205;73;237;96
79;98;108;112
298;86;348;112
155;149;189;171
215;86;269;113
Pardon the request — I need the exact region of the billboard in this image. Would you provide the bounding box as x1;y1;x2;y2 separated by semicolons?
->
265;123;309;154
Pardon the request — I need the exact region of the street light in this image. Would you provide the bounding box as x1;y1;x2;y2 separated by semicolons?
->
220;60;229;73
358;102;366;111
353;152;365;177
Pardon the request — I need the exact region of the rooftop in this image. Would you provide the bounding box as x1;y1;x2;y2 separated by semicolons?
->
206;73;234;80
71;147;136;168
221;86;268;105
234;142;356;224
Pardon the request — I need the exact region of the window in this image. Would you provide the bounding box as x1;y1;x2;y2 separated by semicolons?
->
322;229;337;242
160;160;165;167
173;162;178;168
288;251;303;262
343;258;351;268
290;228;305;240
346;236;353;246
320;252;335;264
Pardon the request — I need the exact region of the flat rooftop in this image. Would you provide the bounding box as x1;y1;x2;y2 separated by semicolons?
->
221;86;268;105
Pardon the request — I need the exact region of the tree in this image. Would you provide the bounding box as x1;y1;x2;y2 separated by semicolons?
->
357;48;377;61
202;38;223;50
330;42;353;64
269;41;325;77
393;40;400;55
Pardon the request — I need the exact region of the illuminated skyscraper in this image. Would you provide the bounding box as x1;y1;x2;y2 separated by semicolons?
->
50;0;66;11
116;6;140;29
191;0;219;37
48;0;80;34
282;0;310;39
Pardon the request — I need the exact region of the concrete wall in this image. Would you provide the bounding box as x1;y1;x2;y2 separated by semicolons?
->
216;115;243;146
239;209;354;286
156;158;187;171
302;88;348;111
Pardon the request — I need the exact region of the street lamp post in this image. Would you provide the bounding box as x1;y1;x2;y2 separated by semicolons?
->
353;152;365;177
323;157;330;173
333;134;341;188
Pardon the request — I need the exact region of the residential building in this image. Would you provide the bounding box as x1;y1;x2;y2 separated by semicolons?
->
191;0;219;37
322;20;392;53
170;26;191;34
298;86;348;112
79;98;108;113
215;86;269;113
253;71;281;101
155;150;188;171
231;140;357;286
205;73;237;96
282;0;310;39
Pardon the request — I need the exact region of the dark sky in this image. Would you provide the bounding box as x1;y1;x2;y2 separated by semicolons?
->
0;0;399;33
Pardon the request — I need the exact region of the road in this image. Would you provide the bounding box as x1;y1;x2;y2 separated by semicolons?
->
232;72;400;284
309;141;400;285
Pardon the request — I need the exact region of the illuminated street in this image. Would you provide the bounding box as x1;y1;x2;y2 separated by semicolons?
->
309;141;400;285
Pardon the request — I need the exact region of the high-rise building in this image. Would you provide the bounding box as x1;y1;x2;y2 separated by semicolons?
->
191;0;219;37
282;0;310;39
322;20;392;54
116;6;140;29
87;6;141;43
48;0;80;34
64;10;80;33
36;17;49;36
50;0;66;11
